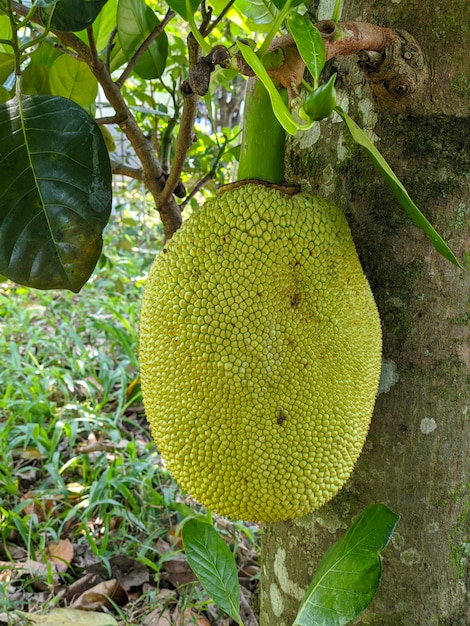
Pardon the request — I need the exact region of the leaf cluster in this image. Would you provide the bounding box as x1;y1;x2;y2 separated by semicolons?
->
183;505;399;626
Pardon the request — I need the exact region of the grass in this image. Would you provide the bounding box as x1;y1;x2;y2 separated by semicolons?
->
0;194;259;624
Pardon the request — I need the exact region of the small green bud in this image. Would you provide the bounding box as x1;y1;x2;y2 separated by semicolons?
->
302;73;337;122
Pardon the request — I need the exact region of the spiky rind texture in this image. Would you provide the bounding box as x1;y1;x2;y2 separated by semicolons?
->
139;183;382;522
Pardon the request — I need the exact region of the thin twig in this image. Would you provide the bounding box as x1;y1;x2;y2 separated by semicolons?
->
110;158;144;180
115;8;175;88
201;0;236;37
104;26;117;73
95;114;126;125
158;32;201;208
86;25;98;65
158;93;199;206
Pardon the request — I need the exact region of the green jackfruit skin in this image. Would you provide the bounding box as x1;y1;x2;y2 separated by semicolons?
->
139;183;382;522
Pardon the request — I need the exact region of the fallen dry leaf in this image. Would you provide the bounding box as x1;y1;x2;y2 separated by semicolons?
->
46;539;74;573
21;492;55;521
172;607;211;626
71;578;128;610
28;608;118;625
160;556;196;587
143;608;173;626
0;558;58;590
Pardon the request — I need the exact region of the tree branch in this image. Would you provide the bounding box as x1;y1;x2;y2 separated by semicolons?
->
235;21;398;89
110;158;144;180
201;0;236;37
157;33;202;211
319;20;397;59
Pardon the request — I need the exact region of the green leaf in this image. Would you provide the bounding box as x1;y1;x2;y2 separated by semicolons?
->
288;12;326;87
234;0;278;30
0;95;112;292
336;107;463;268
0;85;10;104
0;52;15;84
182;519;243;626
79;0;119;53
22;62;50;95
271;0;306;12
49;54;98;107
39;0;108;32
0;14;12;53
117;0;168;79
237;41;303;135
166;0;200;20
293;504;400;626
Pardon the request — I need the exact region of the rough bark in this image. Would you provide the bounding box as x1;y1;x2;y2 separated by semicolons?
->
259;0;470;624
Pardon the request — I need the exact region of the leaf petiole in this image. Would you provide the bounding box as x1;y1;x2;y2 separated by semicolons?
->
331;0;344;22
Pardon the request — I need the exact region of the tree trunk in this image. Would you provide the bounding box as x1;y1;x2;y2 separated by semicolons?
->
259;1;470;624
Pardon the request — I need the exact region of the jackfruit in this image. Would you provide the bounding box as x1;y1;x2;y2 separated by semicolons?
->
139;182;382;522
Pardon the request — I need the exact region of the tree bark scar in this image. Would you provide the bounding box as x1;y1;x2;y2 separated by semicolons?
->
358;30;430;113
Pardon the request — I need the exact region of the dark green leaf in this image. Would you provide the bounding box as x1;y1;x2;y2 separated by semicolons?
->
75;0;119;53
0;95;112;292
182;519;243;625
117;0;168;79
49;54;98;107
166;0;200;20
336;107;463;268
288;12;326;85
294;504;399;626
39;0;108;32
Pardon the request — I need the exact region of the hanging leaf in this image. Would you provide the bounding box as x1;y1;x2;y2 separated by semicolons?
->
0;95;112;292
39;0;108;33
182;519;243;626
293;504;399;626
117;0;168;79
166;0;200;20
288;12;326;87
49;54;98;107
336;107;463;268
237;41;304;135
